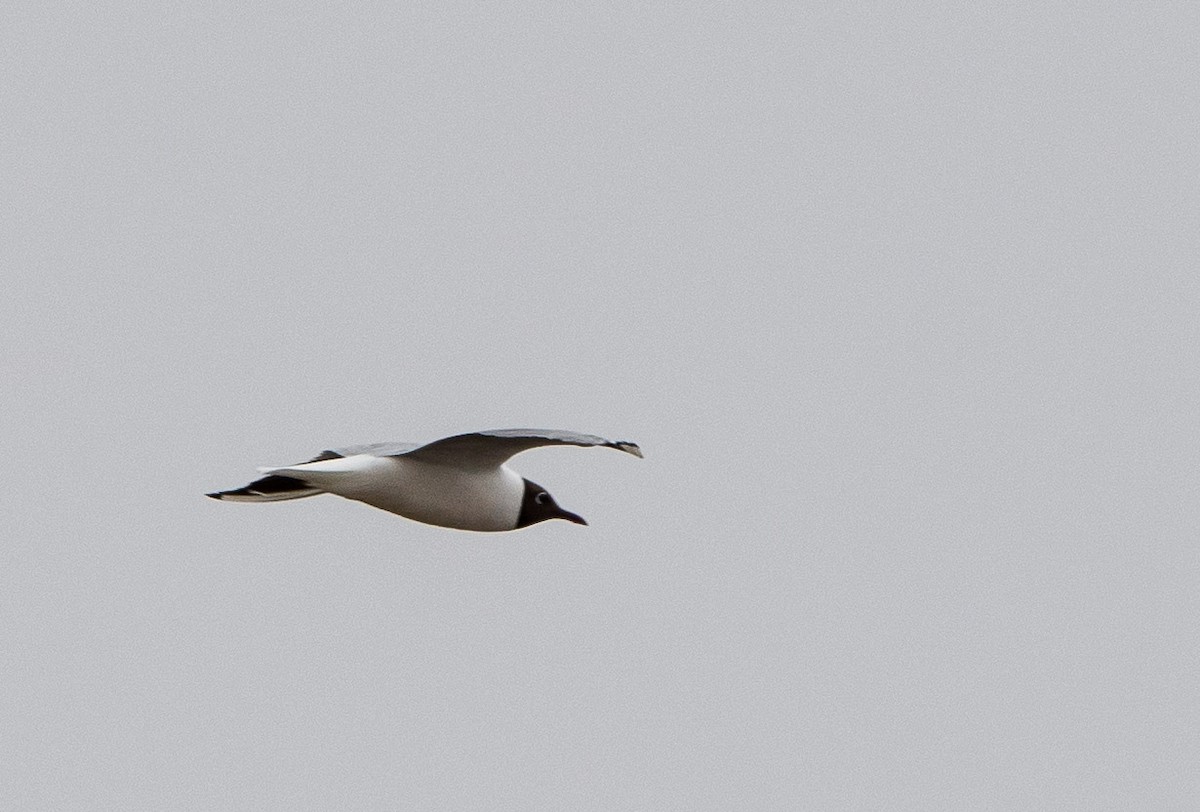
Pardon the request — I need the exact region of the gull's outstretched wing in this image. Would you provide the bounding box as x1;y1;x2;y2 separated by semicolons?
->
391;429;643;469
325;441;422;458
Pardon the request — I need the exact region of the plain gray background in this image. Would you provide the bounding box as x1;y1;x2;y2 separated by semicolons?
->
3;2;1198;809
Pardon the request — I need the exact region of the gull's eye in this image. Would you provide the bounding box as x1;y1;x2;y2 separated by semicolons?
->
535;492;550;505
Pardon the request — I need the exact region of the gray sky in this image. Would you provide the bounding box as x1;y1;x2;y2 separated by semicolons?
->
3;2;1198;809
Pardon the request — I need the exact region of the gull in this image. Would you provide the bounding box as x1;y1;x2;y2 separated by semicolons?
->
208;428;642;531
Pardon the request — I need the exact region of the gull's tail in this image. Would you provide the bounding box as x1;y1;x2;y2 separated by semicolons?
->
206;474;324;503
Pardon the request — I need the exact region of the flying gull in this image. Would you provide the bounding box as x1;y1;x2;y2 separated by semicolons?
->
208;428;643;531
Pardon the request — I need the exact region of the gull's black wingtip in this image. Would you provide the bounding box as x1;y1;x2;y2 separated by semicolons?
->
206;492;224;500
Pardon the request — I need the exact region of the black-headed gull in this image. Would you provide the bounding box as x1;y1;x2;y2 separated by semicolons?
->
208;428;643;531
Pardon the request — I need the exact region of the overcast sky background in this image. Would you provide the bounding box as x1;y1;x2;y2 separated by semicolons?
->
3;3;1198;809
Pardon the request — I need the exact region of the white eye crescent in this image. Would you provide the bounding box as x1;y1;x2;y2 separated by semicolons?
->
535;492;550;505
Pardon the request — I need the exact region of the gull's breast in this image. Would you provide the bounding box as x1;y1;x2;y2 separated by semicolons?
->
331;457;525;532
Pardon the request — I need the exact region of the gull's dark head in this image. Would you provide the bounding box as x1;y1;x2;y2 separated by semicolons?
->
515;478;587;529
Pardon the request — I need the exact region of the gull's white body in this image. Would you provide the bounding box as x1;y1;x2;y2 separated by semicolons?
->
260;454;525;532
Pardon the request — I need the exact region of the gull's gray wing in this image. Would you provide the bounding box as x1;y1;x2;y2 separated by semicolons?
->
394;429;643;469
319;441;422;459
